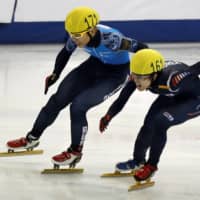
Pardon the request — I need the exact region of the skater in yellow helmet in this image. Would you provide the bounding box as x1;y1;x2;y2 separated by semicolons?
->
65;7;99;37
64;6;100;47
100;49;200;182
7;6;148;168
129;49;164;91
130;49;164;75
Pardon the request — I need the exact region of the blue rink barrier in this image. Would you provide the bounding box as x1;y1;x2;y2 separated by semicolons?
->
0;20;200;44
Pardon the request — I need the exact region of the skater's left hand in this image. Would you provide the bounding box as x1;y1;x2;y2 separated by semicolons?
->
44;73;58;94
99;114;111;133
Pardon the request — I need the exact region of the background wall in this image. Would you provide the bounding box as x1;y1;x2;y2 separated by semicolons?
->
1;0;200;43
0;0;16;23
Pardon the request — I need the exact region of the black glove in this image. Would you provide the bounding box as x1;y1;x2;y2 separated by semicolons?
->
44;73;58;94
99;114;111;133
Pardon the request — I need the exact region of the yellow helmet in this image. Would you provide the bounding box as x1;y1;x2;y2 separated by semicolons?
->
130;49;165;75
65;6;100;34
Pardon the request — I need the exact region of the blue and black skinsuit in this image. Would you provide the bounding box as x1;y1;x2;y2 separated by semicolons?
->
105;61;200;167
26;24;148;151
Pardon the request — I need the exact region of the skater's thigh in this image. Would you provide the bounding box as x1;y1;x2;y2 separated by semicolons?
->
144;96;171;123
55;65;93;102
145;96;200;126
72;78;124;110
162;97;200;124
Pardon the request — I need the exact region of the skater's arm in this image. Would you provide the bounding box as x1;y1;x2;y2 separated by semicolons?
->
187;62;200;75
102;32;148;52
44;38;77;94
119;38;148;52
99;80;136;132
53;38;77;77
107;81;136;117
168;66;199;92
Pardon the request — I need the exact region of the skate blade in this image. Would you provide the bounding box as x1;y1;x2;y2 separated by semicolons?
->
41;168;84;174
128;179;155;191
101;170;135;177
0;149;43;157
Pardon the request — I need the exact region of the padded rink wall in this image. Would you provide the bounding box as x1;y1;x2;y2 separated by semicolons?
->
0;0;200;43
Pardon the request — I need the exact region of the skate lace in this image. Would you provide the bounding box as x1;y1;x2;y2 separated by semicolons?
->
19;137;28;146
136;165;153;178
127;159;136;168
61;151;72;159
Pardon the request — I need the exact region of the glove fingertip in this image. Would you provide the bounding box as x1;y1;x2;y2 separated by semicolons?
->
44;88;48;95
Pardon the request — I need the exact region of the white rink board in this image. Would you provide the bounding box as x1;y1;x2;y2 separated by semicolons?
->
0;0;15;22
15;0;200;21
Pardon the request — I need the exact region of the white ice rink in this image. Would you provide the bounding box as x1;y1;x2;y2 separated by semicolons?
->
0;44;200;200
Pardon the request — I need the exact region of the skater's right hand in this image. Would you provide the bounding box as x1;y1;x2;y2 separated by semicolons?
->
99;114;111;133
44;73;58;94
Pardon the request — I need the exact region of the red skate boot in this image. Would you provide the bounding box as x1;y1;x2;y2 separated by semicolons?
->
52;146;82;169
128;164;157;191
7;137;39;152
41;147;83;174
134;164;157;181
1;136;43;157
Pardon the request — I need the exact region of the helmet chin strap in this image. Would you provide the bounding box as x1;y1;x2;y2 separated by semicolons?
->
152;73;158;80
150;73;158;86
86;29;100;47
87;32;93;40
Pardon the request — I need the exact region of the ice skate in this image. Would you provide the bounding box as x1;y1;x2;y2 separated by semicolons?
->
101;159;143;177
128;164;157;191
128;178;155;191
42;147;84;174
0;137;43;157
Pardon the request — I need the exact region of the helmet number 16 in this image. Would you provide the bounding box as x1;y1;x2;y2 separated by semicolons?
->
150;59;162;73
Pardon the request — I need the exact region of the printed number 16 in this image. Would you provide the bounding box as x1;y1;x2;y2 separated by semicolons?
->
150;60;162;72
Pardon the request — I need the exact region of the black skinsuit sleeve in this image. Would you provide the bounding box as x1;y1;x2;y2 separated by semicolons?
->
107;80;136;118
134;41;148;52
188;61;200;75
169;64;200;92
52;46;72;77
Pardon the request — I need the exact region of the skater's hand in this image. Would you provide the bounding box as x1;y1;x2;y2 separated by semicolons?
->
99;114;111;133
44;73;58;94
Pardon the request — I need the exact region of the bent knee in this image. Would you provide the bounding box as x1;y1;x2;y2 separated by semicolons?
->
70;100;90;115
145;111;174;129
154;111;174;129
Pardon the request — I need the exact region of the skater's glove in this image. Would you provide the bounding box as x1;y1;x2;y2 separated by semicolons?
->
44;73;58;94
99;114;111;133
